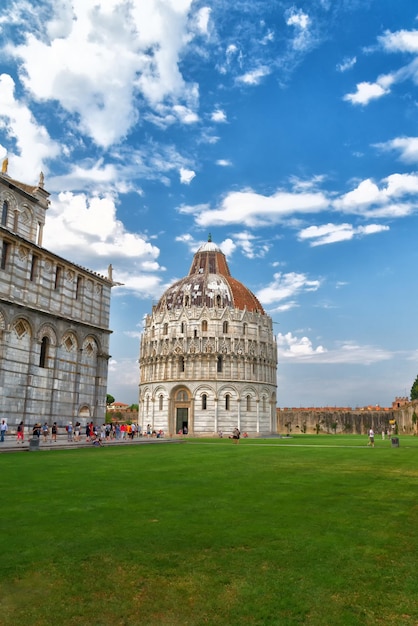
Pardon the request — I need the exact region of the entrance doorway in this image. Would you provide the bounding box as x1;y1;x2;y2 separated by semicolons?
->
176;407;188;434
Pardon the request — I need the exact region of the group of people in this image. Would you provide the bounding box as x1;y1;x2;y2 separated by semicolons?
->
0;420;155;444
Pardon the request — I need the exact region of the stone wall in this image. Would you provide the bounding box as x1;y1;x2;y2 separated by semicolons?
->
277;405;417;435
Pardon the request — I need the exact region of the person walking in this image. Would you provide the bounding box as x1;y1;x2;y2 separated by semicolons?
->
16;421;24;444
0;419;8;442
42;422;49;442
368;428;375;447
51;422;58;442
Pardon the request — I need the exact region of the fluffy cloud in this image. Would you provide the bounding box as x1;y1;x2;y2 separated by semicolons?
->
334;173;418;217
42;191;163;293
375;136;418;163
298;222;389;246
0;73;60;178
336;56;356;72
379;29;418;53
277;333;392;364
344;77;393;105
257;272;320;308
180;167;196;184
179;188;329;227
5;0;199;147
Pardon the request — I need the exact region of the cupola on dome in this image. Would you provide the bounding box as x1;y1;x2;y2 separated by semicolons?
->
155;236;264;314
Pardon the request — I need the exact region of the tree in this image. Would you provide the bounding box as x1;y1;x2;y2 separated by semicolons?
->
410;375;418;401
106;393;115;405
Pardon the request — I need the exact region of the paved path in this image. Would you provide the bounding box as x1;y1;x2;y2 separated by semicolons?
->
0;434;184;453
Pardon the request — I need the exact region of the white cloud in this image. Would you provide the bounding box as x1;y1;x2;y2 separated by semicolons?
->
285;8;312;52
179;167;196;184
236;66;271;85
336;56;356;72
257;272;320;307
216;159;232;167
211;108;227;123
4;0;200;147
334;173;418;217
343;78;392;105
379;29;418;53
43;191;163;289
0;73;61;178
277;333;392;364
179;188;329;227
375;136;418;163
298;222;389;246
277;332;326;358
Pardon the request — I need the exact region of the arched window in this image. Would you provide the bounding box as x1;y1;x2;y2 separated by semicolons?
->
54;265;62;290
1;201;8;227
225;394;230;410
263;397;266;412
181;322;185;334
202;394;207;410
202;320;208;332
39;336;49;368
216;295;221;307
243;323;247;335
30;254;39;281
217;355;223;372
176;390;188;402
246;395;251;412
76;276;83;300
159;394;163;411
223;321;228;333
185;295;190;307
179;356;185;372
163;323;168;335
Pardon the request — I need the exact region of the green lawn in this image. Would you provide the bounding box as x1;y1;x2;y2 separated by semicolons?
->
1;435;417;625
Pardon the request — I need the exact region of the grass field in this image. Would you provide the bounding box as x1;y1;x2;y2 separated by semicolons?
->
1;435;417;625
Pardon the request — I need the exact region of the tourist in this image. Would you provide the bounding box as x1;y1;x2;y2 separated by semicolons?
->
368;428;375;447
51;422;58;442
0;419;8;442
74;422;81;442
67;422;73;441
16;421;24;444
32;423;41;438
42;422;49;442
231;427;240;443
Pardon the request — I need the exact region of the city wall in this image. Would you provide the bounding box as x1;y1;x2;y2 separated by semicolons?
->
276;402;418;435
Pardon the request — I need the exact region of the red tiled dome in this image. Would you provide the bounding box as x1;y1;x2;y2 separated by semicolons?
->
155;240;264;314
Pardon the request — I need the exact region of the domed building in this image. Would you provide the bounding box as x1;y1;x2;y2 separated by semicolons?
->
138;237;277;436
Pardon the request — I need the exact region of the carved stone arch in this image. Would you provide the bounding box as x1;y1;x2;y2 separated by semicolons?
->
1;190;17;211
82;335;98;358
20;203;34;226
193;384;216;399
37;324;57;346
78;405;91;420
11;317;32;339
61;330;78;353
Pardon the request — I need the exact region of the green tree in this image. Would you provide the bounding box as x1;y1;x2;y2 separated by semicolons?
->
106;393;115;405
129;404;139;411
410;375;418;401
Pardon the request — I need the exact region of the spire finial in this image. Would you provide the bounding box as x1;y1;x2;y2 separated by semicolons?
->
208;233;212;243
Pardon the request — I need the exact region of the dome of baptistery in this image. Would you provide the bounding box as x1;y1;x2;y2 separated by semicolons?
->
155;238;264;314
138;236;277;438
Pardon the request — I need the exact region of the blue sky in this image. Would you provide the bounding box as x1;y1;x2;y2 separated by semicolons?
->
1;0;418;408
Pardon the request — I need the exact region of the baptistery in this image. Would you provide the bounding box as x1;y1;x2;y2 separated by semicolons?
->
138;237;277;436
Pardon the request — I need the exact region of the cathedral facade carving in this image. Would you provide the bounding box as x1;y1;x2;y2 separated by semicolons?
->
139;239;277;435
0;164;113;427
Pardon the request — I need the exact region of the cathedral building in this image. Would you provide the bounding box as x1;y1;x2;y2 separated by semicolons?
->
0;161;113;428
139;237;277;436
